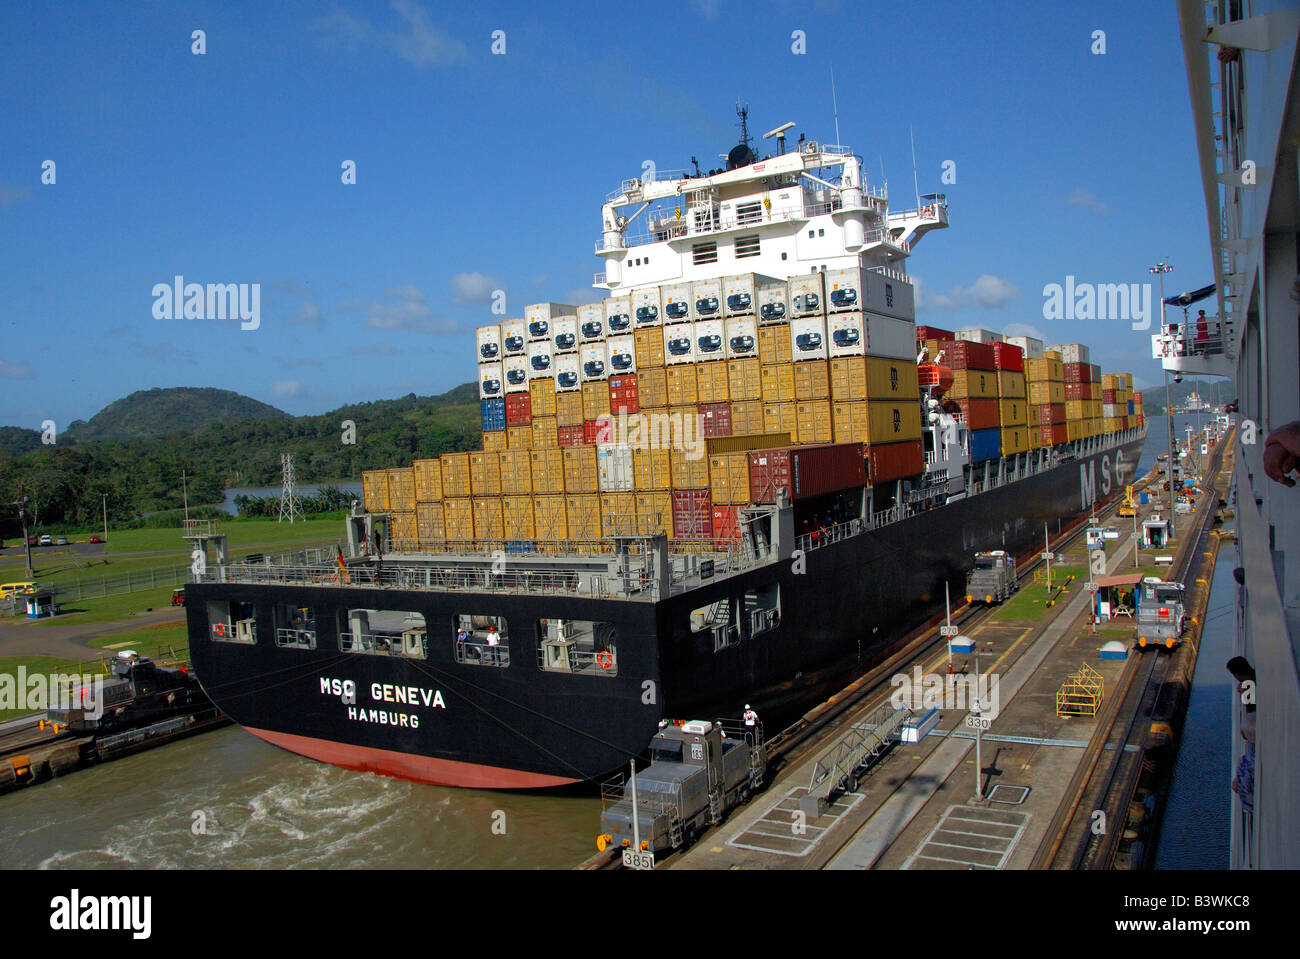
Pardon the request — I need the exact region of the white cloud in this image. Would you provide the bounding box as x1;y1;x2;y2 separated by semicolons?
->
271;380;304;399
364;286;459;333
923;274;1020;310
563;288;608;306
287;301;323;327
0;359;33;378
312;1;467;68
1066;189;1110;216
449;272;500;305
1001;322;1048;341
690;0;722;18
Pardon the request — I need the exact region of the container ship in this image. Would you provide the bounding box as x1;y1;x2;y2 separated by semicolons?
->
186;121;1145;788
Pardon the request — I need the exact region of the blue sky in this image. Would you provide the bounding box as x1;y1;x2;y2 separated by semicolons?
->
0;0;1215;428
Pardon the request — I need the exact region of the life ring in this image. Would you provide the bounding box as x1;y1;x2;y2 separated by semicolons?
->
597;651;614;669
214;622;227;637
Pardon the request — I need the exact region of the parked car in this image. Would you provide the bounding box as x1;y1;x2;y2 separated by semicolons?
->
27;536;37;547
89;535;103;544
55;536;68;546
38;534;52;546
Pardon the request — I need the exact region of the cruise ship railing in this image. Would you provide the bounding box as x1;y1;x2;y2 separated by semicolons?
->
211;561;631;598
1154;324;1231;360
795;517;864;553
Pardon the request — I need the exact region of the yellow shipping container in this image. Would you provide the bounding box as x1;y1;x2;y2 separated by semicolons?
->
634;328;665;368
503;495;535;540
528;448;565;494
731;399;764;435
696;361;730;404
1066;420;1084;442
440;454;471;499
793;359;830;400
533;494;568;542
996;370;1027;398
555;391;584;427
362;470;390;512
796;400;834;445
529;378;557;417
1104;416;1125;433
949;369;998;400
758;324;792;365
412;459;442;503
531;416;558;448
637;366;668;409
763;402;797;436
635;492;673;537
832;400;923;445
998;398;1028;426
565;494;601;540
600;493;637;537
387;510;416;545
416;502;445;541
633;447;671;490
472;496;505;540
1028;381;1067;405
442;497;475;540
387;468;416;510
668;405;700;442
666;365;699;406
1025;357;1064;382
562;445;598;493
582;382;610;421
1028;426;1047;450
469;451;502;496
670;448;710;489
1065;400;1088;421
1044;350;1062;362
705;432;791;455
507;426;532;451
831;356;920;402
483;429;507;452
709;451;751;505
1000;426;1030;455
761;363;795;403
727;358;762;401
499;450;533;495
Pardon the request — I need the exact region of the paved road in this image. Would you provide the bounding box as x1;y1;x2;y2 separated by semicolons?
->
0;542;107;560
0;607;186;663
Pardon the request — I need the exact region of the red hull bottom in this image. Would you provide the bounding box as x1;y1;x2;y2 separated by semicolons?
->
246;726;580;789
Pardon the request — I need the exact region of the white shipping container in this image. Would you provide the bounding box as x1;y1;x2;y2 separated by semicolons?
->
552;316;578;354
479;361;504;400
694;319;726;361
526;302;576;341
632;286;661;327
526;340;554;379
725;317;758;358
757;282;790;325
476;324;502;363
606;334;637;375
553;353;581;392
578;307;604;343
1047;343;1091;365
502;320;527;356
790;315;829;361
1102;403;1123;418
663;322;695;365
827;312;866;358
604;295;632;333
597;445;635;492
955;328;1005;344
662;282;693;323
580;342;608;381
863;312;920;361
724;273;782;318
861;271;915;321
504;355;529;393
789;272;826;317
823;267;869;313
1004;335;1045;359
691;278;723;319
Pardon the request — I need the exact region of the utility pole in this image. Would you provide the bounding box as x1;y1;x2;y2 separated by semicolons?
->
972;642;984;801
1150;259;1175;537
182;468;190;524
102;493;108;543
14;492;34;578
1044;522;1052;592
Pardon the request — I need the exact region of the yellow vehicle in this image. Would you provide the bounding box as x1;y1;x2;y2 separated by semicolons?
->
0;582;38;600
1117;484;1136;518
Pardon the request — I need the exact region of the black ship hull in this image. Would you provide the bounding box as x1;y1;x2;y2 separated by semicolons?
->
187;434;1144;788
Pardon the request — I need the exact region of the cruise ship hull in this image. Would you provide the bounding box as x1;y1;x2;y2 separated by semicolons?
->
187;433;1144;789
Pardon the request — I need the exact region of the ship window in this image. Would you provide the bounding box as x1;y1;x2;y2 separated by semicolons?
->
338;608;427;659
692;242;717;265
737;202;762;225
274;603;317;649
455;613;510;667
818;228;824;237
536;618;617;676
207;600;256;644
691;598;740;651
781;252;788;260
735;235;760;259
808;230;814;238
743;583;780;639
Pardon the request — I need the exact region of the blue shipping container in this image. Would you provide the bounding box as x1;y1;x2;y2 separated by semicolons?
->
481;398;506;431
970;428;1002;462
504;541;535;554
1127;400;1135;415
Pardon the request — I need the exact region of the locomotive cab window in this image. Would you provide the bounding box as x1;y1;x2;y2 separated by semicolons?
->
536;618;617;676
338;608;427;659
455;614;510;667
208;600;256;644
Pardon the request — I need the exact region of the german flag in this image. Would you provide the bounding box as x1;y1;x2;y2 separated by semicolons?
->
335;546;351;584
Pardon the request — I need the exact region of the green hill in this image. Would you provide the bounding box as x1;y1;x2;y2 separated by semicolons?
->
62;387;291;444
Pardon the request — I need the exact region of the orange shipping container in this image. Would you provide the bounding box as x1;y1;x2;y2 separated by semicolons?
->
761;363;795;403
565;494;601;540
793;359;830;400
440;454;471;498
531;416;558;448
635;492;673;537
670;448;710;489
666;365;699;406
830;356;920;402
758;324;792;364
832;401;924;445
529;378;557;417
763;402;797;436
996;370;1026;398
634;327;665;367
483;429;508;452
498;450;533;495
387;468;416;509
1028;381;1067;405
582;381;611;420
469;451;502;496
600;493;636;537
730;399;764;435
633;447;672;490
413;459;443;502
389;510;418;546
1025;357;1064;382
416;501;445;540
442;497;475;540
1000;426;1030;455
949;369;998;400
472;496;505;540
727;357;762;401
528;448;565;494
556;391;585;427
362;470;390;512
998;398;1028;426
533;494;568;542
696;361;730;404
709;451;752;505
796;400;834;445
503;495;535;540
562;445;598;493
507;426;532;451
637;366;668;409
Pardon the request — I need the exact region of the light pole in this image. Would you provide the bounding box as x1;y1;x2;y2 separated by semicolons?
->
1150;260;1175;536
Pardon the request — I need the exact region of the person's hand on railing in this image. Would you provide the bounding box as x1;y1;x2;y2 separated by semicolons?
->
1263;421;1300;487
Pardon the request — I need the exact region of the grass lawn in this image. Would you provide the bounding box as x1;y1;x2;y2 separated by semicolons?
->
0;655;108;721
992;565;1085;621
30;587;180;627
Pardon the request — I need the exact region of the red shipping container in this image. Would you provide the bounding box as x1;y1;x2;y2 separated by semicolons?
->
711;505;741;542
915;325;955;341
1046;423;1068;444
1037;403;1066;426
1102;389;1116;403
700;402;732;438
583;418;611;445
1089;364;1102;383
1133;391;1143;403
950;397;999;431
1064;382;1089;401
866;440;924;484
944;340;997;372
747;443;866;504
992;343;1024;372
608;374;639;415
505;392;532;427
557;425;585;447
671;490;713;541
1062;362;1089;383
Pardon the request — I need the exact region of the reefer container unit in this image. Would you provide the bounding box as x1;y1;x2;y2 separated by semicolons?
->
791;315;829;361
501;320;527;356
789;272;826;317
525;302;575;340
756;282;790;324
828;311;867;358
549;317;576;355
747;443;866;504
1047;343;1090;365
580;343;608;382
481;397;506;431
694;319;726;361
725;317;758;359
477;324;502;362
692;278;723;318
597;445;634;492
663;323;695;365
607;335;636;375
504;355;530;394
603;295;632;333
526;340;554;379
723;273;782;318
632;286;661;326
662;282;694;323
553;354;581;393
480;362;504;400
955;328;1004;344
1004;335;1044;359
578;305;604;344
